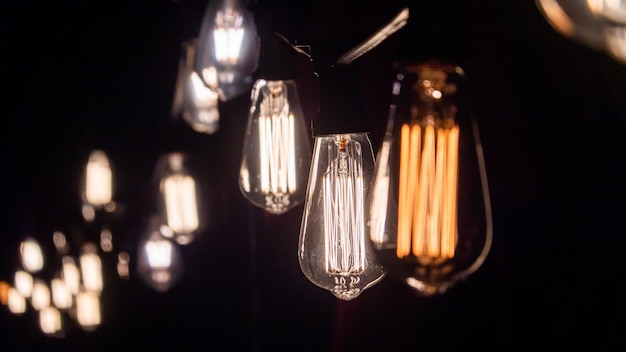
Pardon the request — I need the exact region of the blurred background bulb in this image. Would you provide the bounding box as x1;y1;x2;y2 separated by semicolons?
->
299;133;385;300
62;256;81;295
76;289;101;331
80;243;103;293
8;286;26;315
239;79;312;214
51;276;73;310
158;153;201;245
172;39;221;134
195;0;260;101
82;150;113;209
14;270;33;298
368;62;492;296
39;306;63;336
20;237;44;273
137;218;183;292
31;279;50;311
536;0;626;63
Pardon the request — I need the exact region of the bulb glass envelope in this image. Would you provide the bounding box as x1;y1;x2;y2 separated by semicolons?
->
299;133;385;300
368;62;492;296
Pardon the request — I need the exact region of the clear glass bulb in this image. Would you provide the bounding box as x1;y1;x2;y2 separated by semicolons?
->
368;62;492;296
158;153;201;245
137;218;183;292
76;289;101;331
195;0;260;101
239;79;312;215
299;133;386;300
39;306;63;337
82;150;113;209
20;237;44;273
79;243;103;293
536;0;626;63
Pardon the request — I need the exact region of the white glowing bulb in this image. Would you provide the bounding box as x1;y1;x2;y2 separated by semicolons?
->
8;287;26;314
51;277;72;310
76;290;101;331
83;150;113;207
20;237;44;273
137;224;183;293
14;270;33;298
39;306;62;336
239;80;312;215
62;256;80;295
31;279;50;311
80;243;103;293
299;133;385;300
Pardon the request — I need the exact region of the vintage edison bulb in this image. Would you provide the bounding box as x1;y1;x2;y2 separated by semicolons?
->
195;0;260;101
299;133;386;300
80;243;103;293
20;237;44;273
76;289;101;331
158;153;201;244
368;62;492;296
239;80;312;214
137;218;183;292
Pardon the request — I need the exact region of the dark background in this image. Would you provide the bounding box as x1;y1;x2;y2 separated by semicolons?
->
1;0;625;351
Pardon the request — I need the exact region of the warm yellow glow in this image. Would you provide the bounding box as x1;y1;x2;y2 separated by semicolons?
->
14;270;33;298
20;238;44;273
80;246;103;293
323;136;366;274
100;228;113;252
0;281;8;305
145;239;173;269
604;26;626;63
53;231;68;254
62;256;80;295
213;9;245;64
51;278;72;310
31;279;50;311
85;150;112;207
117;251;130;279
39;306;62;335
164;174;199;236
76;291;101;330
397;123;459;264
537;0;575;36
8;287;26;314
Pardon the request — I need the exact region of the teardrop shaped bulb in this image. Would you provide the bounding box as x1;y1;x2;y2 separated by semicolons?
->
299;133;386;300
368;62;492;296
195;0;260;101
239;79;312;215
137;218;183;292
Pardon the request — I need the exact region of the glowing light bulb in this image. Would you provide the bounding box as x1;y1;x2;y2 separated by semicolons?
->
51;276;72;310
173;39;221;134
299;133;385;300
195;0;260;101
20;237;44;273
76;290;101;331
536;0;626;63
82;150;113;212
239;79;312;214
137;219;183;292
368;62;492;296
62;256;80;295
31;279;50;311
8;287;26;314
159;153;201;244
80;243;103;293
39;306;63;336
14;270;33;298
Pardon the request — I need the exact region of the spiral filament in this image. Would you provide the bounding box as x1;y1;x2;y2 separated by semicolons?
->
397;121;459;265
323;136;366;275
258;81;297;212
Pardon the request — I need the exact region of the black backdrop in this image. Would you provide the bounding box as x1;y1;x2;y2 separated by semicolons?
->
1;1;625;351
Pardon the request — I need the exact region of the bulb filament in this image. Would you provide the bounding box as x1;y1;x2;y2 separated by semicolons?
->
397;122;459;265
323;136;366;275
213;8;244;65
258;81;297;211
163;174;199;235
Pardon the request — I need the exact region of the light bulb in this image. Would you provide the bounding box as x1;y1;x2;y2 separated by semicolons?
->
8;287;26;314
137;218;183;292
51;276;73;310
20;237;44;273
173;39;221;134
82;150;113;214
76;289;101;331
536;0;626;63
299;133;385;300
79;243;103;293
239;79;312;214
31;279;50;311
195;0;260;101
368;62;492;296
62;256;80;295
159;153;201;244
39;306;63;337
14;270;33;298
